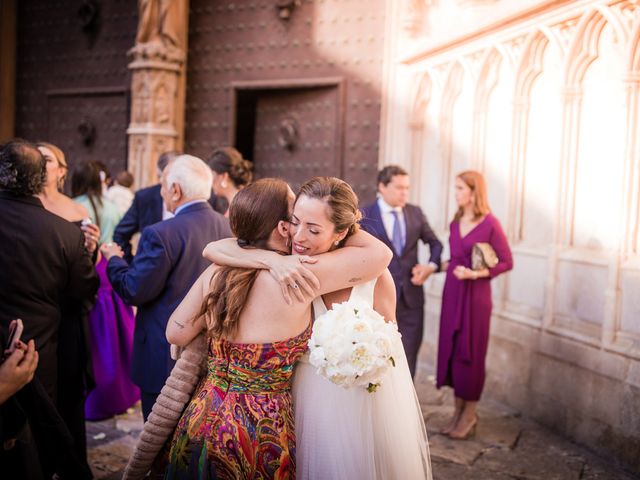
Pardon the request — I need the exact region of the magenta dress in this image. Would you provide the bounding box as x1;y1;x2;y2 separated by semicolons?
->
85;257;140;420
436;213;513;401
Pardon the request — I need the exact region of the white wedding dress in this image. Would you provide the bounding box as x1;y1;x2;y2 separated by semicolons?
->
292;280;432;480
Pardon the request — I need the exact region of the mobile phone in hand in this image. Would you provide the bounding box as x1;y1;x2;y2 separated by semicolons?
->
5;319;24;355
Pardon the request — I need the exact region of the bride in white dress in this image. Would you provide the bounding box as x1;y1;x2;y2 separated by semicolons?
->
294;279;431;479
205;176;431;479
289;178;431;480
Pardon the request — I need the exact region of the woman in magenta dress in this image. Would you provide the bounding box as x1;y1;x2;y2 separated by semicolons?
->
70;161;140;420
436;170;513;439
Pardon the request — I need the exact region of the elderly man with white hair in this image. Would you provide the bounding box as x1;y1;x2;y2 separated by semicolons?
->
101;154;231;420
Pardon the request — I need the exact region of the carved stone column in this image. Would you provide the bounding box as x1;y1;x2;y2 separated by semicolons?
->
556;85;583;247
127;0;188;189
408;73;431;205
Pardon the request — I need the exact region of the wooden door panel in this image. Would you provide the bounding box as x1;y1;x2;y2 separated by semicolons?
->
252;87;339;191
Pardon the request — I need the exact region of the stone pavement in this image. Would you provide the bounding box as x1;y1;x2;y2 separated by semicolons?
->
86;367;639;479
413;368;639;480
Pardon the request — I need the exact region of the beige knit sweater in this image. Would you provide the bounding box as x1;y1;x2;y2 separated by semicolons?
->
122;334;208;480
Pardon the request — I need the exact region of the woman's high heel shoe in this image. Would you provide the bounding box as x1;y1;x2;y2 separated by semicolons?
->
447;415;478;440
440;413;461;435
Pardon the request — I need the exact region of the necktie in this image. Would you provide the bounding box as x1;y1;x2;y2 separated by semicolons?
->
390;210;404;256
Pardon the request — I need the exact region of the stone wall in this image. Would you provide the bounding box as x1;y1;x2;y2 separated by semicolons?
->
383;0;640;472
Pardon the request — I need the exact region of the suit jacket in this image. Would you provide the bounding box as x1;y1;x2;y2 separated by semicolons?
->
361;201;443;309
113;184;228;262
0;192;99;400
107;201;232;393
0;345;93;480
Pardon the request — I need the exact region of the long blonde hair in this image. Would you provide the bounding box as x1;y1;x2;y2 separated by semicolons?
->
453;170;490;222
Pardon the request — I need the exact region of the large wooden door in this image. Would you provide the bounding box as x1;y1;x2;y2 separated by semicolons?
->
47;90;129;179
249;86;341;191
185;0;387;204
15;0;136;175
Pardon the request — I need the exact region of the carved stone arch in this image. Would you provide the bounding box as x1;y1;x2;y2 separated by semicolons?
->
439;61;465;219
622;18;640;255
440;61;465;121
407;72;434;203
509;29;560;243
592;3;630;44
564;6;626;87
409;72;433;130
474;47;504;113
471;47;504;171
515;30;552;101
627;17;640;73
439;61;465;159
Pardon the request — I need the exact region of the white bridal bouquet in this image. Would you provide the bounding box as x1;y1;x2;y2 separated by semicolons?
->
308;300;401;392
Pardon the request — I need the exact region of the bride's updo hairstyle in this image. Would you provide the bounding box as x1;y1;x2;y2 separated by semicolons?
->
197;178;291;338
297;176;362;247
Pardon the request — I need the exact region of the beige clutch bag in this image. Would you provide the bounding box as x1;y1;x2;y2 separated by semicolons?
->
472;242;498;270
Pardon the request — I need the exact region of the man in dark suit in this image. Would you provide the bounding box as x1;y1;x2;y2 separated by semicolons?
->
102;154;231;420
0;139;98;477
0;139;99;400
114;151;228;262
361;165;443;378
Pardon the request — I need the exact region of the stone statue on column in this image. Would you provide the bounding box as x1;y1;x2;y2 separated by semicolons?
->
135;0;185;56
127;0;188;188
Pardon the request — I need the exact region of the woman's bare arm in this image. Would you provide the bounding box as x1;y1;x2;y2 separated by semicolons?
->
166;265;214;346
203;230;392;300
304;231;392;296
372;269;397;323
203;239;319;303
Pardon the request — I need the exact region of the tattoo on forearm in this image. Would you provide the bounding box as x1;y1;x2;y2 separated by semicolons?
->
173;319;185;329
348;277;362;283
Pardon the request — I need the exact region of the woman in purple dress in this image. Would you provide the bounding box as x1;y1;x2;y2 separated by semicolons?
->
436;170;513;439
70;161;140;420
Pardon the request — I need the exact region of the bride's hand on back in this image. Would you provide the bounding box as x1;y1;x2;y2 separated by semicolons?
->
266;255;320;304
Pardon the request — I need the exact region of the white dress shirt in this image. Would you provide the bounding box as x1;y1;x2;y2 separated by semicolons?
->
377;197;437;271
174;199;208;216
377;197;406;246
162;202;174;220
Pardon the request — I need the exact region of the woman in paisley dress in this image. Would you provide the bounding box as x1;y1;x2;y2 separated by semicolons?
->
205;177;432;479
163;178;392;479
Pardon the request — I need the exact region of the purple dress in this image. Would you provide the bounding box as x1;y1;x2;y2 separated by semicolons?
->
85;257;140;420
436;213;513;401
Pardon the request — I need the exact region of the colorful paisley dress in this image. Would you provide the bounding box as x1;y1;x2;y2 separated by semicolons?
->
165;323;312;480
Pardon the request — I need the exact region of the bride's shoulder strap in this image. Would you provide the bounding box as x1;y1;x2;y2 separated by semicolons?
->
349;279;376;305
312;296;328;319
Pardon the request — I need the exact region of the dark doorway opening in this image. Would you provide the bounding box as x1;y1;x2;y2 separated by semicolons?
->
230;78;345;190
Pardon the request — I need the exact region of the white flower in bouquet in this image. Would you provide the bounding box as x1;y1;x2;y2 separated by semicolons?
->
308;299;401;392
